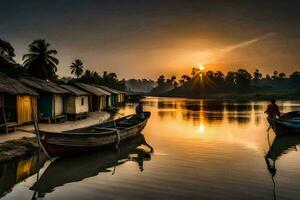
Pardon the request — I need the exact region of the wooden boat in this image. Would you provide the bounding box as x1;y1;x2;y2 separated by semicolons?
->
31;134;153;197
40;112;151;155
268;111;300;136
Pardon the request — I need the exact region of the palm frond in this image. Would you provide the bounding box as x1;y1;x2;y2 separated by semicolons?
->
46;49;57;55
47;56;59;65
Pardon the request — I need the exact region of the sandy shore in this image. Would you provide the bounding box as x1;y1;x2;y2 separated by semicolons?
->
0;111;110;144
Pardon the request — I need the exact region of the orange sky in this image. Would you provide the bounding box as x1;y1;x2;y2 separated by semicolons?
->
1;0;300;79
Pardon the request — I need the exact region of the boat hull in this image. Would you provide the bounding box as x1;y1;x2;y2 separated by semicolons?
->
41;112;151;155
269;118;300;137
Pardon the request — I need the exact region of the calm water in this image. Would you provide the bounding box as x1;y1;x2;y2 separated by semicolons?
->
1;97;300;200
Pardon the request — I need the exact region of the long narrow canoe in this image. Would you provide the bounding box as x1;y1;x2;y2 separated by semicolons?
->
40;112;151;155
268;111;300;136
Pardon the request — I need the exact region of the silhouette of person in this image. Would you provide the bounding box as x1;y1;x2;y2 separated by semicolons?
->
265;99;281;119
135;101;145;119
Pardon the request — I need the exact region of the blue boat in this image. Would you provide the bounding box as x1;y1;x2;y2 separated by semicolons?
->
268;111;300;136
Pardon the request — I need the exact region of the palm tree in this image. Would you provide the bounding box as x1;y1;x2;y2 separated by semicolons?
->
70;59;84;78
23;39;59;79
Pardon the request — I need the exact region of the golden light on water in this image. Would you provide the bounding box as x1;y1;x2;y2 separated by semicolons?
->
198;124;205;134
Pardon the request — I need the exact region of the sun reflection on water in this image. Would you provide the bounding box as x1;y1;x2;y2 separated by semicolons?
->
198;124;205;134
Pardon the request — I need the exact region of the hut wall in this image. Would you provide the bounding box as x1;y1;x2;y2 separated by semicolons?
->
17;95;37;124
64;96;76;114
75;96;89;113
106;96;111;107
99;96;106;110
39;93;52;118
54;94;64;116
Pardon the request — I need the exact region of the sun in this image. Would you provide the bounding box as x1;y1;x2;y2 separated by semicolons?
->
198;64;205;71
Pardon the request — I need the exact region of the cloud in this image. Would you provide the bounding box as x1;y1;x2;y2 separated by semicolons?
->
196;32;278;65
222;32;277;53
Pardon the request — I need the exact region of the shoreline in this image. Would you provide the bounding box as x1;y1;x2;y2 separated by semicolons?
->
0;111;111;163
147;94;300;101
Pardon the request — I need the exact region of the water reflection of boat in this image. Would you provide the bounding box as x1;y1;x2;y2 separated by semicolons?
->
31;134;153;197
0;153;47;198
41;112;151;155
266;135;300;164
268;111;300;136
265;135;300;200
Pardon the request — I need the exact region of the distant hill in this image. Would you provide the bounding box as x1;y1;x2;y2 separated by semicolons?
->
149;83;175;96
125;79;157;94
165;75;209;98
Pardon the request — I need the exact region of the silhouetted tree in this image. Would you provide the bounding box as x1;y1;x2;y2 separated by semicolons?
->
0;39;28;77
266;74;272;80
235;69;252;90
70;59;84;78
225;71;235;89
272;70;279;80
0;39;15;63
290;71;300;85
214;71;224;85
191;67;200;77
253;69;262;81
278;72;286;79
23;39;58;79
157;75;165;86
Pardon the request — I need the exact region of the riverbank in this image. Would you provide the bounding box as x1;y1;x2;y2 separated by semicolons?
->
0;111;110;163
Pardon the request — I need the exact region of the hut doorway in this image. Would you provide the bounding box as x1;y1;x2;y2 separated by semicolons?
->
3;95;17;123
17;96;36;124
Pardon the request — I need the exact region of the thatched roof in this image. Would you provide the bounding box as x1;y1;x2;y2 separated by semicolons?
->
0;75;38;96
98;85;126;94
91;84;112;95
72;82;108;96
59;84;90;96
19;78;70;94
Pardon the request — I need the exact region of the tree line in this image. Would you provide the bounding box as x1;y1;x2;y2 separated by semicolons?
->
0;38;125;89
154;67;300;95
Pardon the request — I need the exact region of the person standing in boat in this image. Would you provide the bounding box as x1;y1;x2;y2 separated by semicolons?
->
265;99;281;119
135;101;145;119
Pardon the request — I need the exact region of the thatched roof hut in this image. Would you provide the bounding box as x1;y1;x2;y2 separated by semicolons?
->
72;82;109;111
97;85;126;104
19;78;70;122
19;78;69;94
0;75;38;131
0;75;38;96
59;84;90;96
59;84;90;116
72;82;109;96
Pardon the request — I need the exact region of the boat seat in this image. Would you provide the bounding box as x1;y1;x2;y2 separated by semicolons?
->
93;127;116;131
118;121;133;126
92;126;127;131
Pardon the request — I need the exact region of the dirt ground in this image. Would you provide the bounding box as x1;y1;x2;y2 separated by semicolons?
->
0;111;110;144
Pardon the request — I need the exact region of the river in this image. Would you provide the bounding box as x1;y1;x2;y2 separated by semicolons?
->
1;97;300;200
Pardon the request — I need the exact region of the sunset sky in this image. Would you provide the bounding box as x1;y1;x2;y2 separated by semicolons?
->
1;0;299;79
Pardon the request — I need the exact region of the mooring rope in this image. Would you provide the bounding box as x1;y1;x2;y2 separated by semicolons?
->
113;120;120;150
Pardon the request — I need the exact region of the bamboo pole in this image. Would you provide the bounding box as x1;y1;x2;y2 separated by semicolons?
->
1;95;8;133
30;96;52;162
